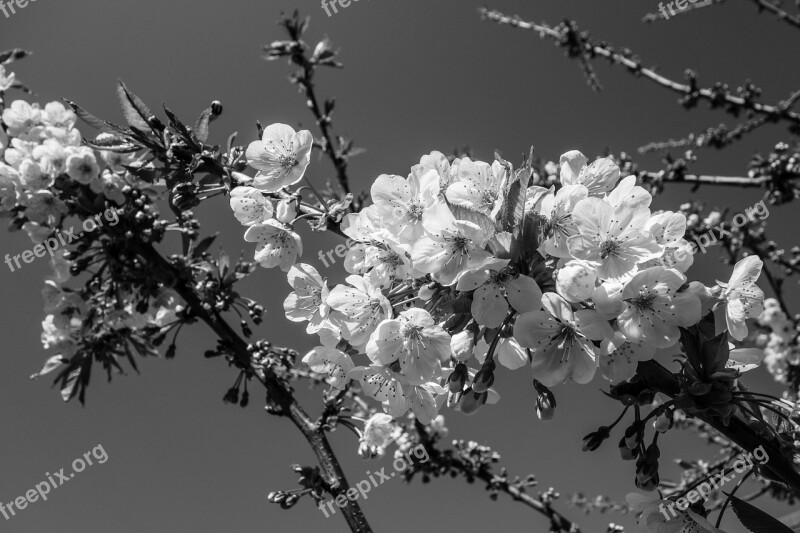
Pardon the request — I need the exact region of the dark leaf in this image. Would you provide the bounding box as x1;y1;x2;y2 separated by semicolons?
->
191;234;218;259
700;330;730;376
0;48;30;65
116;80;152;131
728;493;793;533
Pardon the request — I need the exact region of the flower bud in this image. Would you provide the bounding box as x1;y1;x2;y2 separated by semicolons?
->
210;100;223;117
582;426;611;452
556;260;597;303
654;411;673;433
447;363;468;393
623;423;641;449
459;389;487;415
276;197;298;224
450;331;474;362
618;436;638;460
472;362;495;394
534;380;556;421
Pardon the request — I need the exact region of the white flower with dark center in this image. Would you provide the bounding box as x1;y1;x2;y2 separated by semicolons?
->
446;157;506;219
66;148;101;185
567;197;662;280
599;331;655;383
2;100;41;137
617;267;700;349
369;169;446;243
283;263;330;333
229;186;274;226
327;275;392;348
718;255;765;341
515;293;615;386
243;219;302;271
536;184;588;258
303;346;354;390
245;123;312;192
411;219;492;286
366;308;450;385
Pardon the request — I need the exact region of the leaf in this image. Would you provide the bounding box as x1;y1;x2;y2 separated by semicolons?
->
449;204;497;240
0;48;31;65
29;355;66;380
191;234;218;259
116;80;152;131
697;311;716;341
60;368;81;402
700;330;730;376
728;493;794;533
194;107;213;144
64;99;129;135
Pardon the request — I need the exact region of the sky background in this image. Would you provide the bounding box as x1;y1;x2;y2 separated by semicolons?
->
1;0;799;532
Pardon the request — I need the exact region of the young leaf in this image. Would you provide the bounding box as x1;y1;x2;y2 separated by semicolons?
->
64;99;129;136
116;80;152;131
194;107;213;144
727;493;793;533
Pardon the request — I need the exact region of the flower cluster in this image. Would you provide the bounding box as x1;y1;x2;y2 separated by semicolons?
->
0;98;185;398
229;131;769;424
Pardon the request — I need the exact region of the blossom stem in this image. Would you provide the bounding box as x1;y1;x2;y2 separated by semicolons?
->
302;176;330;214
715;468;756;528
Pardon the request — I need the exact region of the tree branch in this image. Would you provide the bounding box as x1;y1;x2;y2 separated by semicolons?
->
137;242;373;533
746;0;800;30
479;8;800;126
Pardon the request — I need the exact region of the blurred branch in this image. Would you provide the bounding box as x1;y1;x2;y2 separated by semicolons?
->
642;0;726;23
747;0;800;29
479;8;800;127
640;89;800;153
410;420;582;533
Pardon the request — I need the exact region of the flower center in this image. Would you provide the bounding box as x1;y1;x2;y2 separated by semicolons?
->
600;240;620;260
279;154;298;168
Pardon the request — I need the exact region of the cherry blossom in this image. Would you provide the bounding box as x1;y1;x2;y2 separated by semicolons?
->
568;197;662;280
283;263;331;333
243;219;303;271
718;255;765;341
617;267;701;349
245;123;313;192
229;186;274;226
366;308;450;384
515;293;614;386
327;275;392;348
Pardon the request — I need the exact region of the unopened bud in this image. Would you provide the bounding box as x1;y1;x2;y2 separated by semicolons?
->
582;426;611;452
276;197;298;224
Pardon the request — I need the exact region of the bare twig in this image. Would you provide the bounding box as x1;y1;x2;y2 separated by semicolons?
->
479;8;800;126
746;0;800;29
642;0;726;23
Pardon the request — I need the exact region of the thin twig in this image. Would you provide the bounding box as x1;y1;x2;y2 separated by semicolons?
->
746;0;800;29
479;8;800;125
